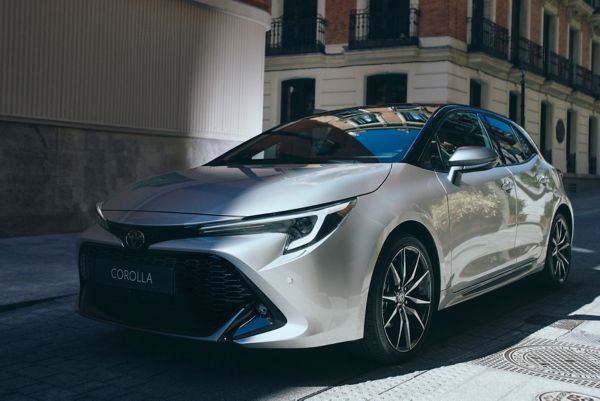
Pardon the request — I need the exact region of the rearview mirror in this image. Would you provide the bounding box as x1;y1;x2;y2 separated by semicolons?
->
447;146;499;185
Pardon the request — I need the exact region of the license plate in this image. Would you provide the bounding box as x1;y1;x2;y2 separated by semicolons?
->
93;259;174;294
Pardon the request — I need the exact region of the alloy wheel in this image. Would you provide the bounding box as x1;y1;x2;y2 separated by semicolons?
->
550;217;571;283
381;245;432;352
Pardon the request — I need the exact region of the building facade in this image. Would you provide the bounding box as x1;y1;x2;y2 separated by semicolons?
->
0;0;270;236
263;0;600;191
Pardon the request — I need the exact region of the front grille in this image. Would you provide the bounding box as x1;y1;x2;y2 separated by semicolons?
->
79;243;258;337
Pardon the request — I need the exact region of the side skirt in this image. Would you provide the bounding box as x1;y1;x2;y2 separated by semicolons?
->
439;258;540;309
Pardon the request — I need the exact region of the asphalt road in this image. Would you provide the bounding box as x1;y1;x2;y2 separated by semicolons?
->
1;192;600;400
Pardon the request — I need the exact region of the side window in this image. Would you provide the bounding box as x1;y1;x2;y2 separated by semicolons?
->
512;125;537;160
435;111;493;169
484;116;527;164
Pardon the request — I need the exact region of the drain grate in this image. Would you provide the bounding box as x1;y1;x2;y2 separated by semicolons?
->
478;338;600;388
538;391;600;401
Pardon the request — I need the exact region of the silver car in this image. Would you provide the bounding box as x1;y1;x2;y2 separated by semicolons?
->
78;104;573;363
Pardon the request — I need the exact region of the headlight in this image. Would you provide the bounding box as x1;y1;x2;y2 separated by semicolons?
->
95;201;109;230
198;199;356;253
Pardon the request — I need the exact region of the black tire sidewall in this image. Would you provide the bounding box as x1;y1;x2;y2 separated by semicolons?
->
364;234;437;363
543;214;571;288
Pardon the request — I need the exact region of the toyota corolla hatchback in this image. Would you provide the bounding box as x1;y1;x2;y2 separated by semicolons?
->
78;104;573;363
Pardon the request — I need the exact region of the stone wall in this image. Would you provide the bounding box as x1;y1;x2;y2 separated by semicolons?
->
0;120;238;237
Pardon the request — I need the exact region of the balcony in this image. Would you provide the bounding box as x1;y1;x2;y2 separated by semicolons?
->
348;8;419;50
266;15;326;56
541;52;600;98
512;36;544;75
469;18;510;61
545;51;571;87
572;64;594;96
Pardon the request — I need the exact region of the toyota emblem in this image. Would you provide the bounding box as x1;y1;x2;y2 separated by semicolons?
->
124;229;145;249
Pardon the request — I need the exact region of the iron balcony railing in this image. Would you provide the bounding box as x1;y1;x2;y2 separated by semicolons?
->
348;8;419;49
469;17;510;60
546;51;571;87
266;15;326;56
572;64;594;96
512;36;544;75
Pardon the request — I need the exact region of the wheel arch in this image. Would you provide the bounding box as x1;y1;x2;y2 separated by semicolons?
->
555;203;573;237
378;220;442;310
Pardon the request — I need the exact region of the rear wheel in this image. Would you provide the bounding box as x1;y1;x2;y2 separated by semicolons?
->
362;234;436;364
541;213;571;288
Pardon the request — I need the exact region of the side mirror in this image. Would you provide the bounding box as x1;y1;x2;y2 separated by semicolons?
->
447;146;499;185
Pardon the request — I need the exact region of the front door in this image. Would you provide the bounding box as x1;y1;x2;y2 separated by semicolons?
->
431;111;518;292
482;115;554;264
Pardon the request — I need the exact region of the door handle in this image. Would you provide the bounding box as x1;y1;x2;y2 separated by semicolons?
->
501;178;514;193
536;174;550;186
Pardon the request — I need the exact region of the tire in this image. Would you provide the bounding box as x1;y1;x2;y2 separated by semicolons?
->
362;234;437;364
540;213;572;289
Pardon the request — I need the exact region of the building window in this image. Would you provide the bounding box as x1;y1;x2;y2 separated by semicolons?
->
543;12;558;59
511;0;530;63
267;0;325;55
368;0;410;41
473;0;495;21
282;0;317;50
567;109;576;173
592;42;600;75
515;0;529;39
569;28;581;65
280;78;315;123
509;91;520;124
469;80;482;108
540;101;552;162
366;74;407;105
590;117;597;175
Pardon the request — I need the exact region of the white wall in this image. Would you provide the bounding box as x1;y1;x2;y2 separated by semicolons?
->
0;0;269;143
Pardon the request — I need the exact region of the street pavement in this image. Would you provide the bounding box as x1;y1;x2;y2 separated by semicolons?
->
0;233;78;306
0;191;600;400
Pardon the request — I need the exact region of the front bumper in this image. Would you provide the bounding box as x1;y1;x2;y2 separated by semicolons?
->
78;243;286;341
78;197;385;348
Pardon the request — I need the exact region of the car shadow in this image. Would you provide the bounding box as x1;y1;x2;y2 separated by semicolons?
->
88;236;600;400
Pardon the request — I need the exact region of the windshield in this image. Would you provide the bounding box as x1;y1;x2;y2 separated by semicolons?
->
209;106;430;165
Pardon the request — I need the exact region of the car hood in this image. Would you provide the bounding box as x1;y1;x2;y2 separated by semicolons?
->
102;164;392;218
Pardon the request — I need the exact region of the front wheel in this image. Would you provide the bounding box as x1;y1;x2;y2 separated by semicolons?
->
362;234;436;364
540;213;572;288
